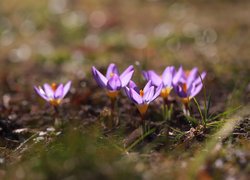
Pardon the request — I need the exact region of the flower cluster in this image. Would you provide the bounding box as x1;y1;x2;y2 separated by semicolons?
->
34;63;206;122
92;63;206;117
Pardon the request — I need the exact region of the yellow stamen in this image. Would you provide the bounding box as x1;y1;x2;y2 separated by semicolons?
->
107;91;119;99
49;99;61;106
160;87;172;98
139;90;144;97
136;104;148;116
51;83;57;92
110;73;114;77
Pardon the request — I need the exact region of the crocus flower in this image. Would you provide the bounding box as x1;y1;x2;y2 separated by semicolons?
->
34;81;71;106
173;67;206;105
143;66;182;99
125;80;162;116
92;63;134;99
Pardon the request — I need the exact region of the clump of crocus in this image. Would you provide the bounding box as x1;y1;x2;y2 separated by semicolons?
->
92;63;134;128
34;81;71;108
92;63;134;100
143;66;183;120
173;67;206;115
143;66;176;100
125;80;162;127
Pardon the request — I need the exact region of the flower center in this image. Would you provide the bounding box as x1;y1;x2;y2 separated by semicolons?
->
49;99;61;106
110;73;114;77
139;90;144;97
160;87;172;98
182;83;187;93
51;83;57;92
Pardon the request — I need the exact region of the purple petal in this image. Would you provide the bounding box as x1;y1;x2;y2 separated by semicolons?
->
130;88;143;104
143;86;154;103
142;71;149;80
54;84;64;99
187;67;198;88
190;83;203;98
152;83;163;100
106;63;119;78
127;80;137;89
127;80;140;93
43;84;54;98
172;66;184;85
92;66;108;88
120;66;134;87
146;70;162;86
120;65;134;79
34;86;49;101
173;84;187;98
62;81;71;98
124;86;131;99
162;66;175;87
193;71;206;86
107;74;122;91
143;80;152;93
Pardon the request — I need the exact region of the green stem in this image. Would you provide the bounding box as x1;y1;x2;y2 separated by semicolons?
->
193;98;205;127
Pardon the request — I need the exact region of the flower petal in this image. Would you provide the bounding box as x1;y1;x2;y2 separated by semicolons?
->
143;80;152;93
130;88;143;104
172;66;184;85
43;84;54;98
142;71;149;80
193;71;206;86
62;81;71;98
187;67;198;88
124;86;131;99
127;80;140;93
106;63;119;78
143;86;154;103
173;83;187;98
190;82;203;99
54;84;64;99
34;86;49;101
107;74;122;91
92;66;108;88
120;65;134;78
120;66;134;87
152;83;163;100
146;70;162;86
162;66;175;87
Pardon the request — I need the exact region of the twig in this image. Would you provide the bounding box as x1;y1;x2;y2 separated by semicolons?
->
14;132;39;153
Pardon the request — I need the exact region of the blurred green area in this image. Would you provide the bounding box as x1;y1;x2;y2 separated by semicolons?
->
5;126;142;179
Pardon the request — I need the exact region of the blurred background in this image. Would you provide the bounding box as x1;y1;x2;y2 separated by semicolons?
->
1;0;250;74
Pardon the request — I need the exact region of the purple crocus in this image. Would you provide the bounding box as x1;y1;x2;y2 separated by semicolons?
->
173;67;206;105
125;80;162;116
34;81;71;106
143;66;182;99
92;63;134;99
